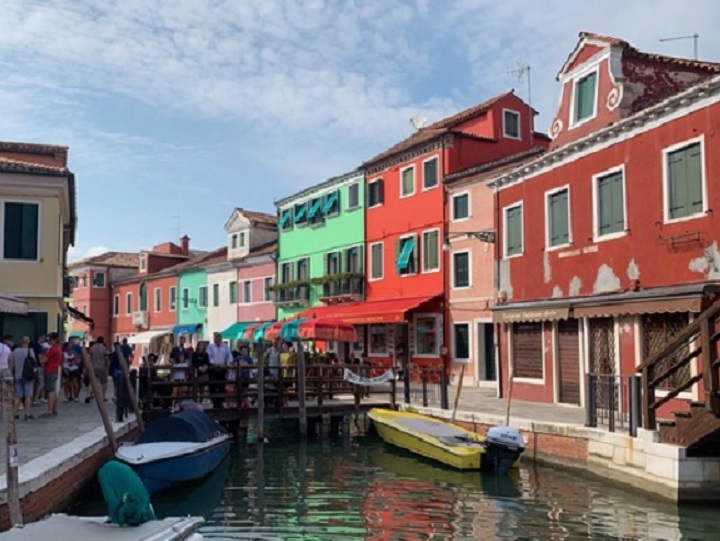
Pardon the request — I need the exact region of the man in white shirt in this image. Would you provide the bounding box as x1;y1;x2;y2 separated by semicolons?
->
207;333;232;408
0;335;13;379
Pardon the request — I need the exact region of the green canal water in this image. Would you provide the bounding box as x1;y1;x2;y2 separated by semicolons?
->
70;434;718;540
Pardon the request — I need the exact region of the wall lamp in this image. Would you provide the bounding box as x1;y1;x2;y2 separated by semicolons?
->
443;230;496;251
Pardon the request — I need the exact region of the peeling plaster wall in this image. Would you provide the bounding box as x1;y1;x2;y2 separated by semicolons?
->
689;242;720;280
499;259;513;300
593;264;622;294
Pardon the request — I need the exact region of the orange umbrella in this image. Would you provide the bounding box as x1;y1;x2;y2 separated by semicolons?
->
297;318;358;342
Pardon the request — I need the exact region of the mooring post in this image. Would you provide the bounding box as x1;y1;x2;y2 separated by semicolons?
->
403;362;411;404
82;348;118;452
585;373;597;428
297;341;307;436
117;347;144;432
629;375;641;437
3;373;22;526
440;364;450;410
256;340;265;441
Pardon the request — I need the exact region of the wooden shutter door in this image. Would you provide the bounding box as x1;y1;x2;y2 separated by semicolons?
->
557;319;580;405
512;323;542;379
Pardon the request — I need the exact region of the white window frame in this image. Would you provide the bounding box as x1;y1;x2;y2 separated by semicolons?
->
502;108;521;140
126;293;133;315
243;280;252;304
369;241;384;282
397;233;418;277
0;198;41;263
421;155;440;191
92;271;106;288
569;67;599;129
662;135;707;225
153;287;162;313
399;165;416;199
169;286;177;312
198;286;208;308
139;255;147;271
181;287;189;310
421;228;440;274
591;164;627;243
413;313;441;358
451;190;471;223
231;234;238;249
367;178;383;209
502;201;524;259
347;182;361;210
544;184;573;251
451;249;472;290
112;294;119;317
239;232;246;247
452;322;471;363
368;324;388;357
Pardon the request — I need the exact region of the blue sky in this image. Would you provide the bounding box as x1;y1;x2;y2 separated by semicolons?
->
1;0;717;261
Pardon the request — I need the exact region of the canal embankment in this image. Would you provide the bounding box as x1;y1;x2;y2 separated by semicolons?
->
0;402;136;530
407;387;720;502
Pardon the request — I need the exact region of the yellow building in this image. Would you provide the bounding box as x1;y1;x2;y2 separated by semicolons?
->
0;142;77;340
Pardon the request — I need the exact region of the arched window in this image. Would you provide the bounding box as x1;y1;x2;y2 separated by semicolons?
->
139;282;148;312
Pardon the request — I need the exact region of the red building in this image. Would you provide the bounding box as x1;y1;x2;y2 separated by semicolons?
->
356;91;547;372
490;32;720;411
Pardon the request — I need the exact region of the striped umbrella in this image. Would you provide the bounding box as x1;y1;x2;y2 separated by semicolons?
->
297;318;358;342
252;321;275;342
241;322;265;341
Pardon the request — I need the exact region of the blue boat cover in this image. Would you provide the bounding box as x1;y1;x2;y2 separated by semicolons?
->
135;409;226;445
173;323;200;335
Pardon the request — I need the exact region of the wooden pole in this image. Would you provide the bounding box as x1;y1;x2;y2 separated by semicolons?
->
451;364;466;423
82;349;118;453
256;341;265;441
2;374;22;526
117;347;145;433
297;342;307;436
504;355;515;427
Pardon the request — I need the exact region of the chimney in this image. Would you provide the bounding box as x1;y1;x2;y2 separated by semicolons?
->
180;235;190;255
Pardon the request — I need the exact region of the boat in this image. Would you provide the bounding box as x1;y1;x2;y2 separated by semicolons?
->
116;407;231;494
368;408;524;474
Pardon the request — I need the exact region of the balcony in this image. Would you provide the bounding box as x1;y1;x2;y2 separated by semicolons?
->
315;273;364;304
272;282;311;308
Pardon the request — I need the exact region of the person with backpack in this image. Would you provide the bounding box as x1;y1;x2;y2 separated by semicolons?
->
11;336;37;420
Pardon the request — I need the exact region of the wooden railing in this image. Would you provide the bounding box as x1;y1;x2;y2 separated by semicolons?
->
637;301;720;429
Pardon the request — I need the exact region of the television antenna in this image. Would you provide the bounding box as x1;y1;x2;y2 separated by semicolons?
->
659;34;699;60
410;114;428;131
508;60;533;144
170;216;181;240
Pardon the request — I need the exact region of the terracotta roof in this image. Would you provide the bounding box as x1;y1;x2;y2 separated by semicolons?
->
248;240;277;257
0;141;68;154
444;147;547;185
236;208;276;226
363;91;514;166
0;156;69;175
69;251;139;269
172;247;228;272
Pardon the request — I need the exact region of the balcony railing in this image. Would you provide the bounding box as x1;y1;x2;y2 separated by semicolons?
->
320;276;364;302
273;283;311;307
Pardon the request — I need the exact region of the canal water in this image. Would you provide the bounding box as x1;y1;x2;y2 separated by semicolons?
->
70;434;717;540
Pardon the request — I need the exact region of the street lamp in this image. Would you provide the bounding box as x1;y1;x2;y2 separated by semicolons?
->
443;230;496;251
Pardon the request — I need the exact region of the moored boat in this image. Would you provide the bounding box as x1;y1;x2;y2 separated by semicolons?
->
116;408;231;494
368;408;524;474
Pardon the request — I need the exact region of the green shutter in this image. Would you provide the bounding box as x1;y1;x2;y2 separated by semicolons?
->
402;168;414;195
506;206;522;256
575;72;596;122
423;159;438;188
549;190;569;246
4;202;38;260
686;144;703;215
611;174;625;231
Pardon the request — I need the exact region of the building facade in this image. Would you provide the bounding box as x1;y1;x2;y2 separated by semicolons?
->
0;142;77;340
490;33;720;408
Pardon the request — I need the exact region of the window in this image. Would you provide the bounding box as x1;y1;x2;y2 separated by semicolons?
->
352;325;365;353
231;234;238;249
415;316;439;356
294;202;308;226
264;277;273;301
665;140;704;221
198;286;208;308
181;287;189;309
239;232;246;247
243;281;251;303
154;288;162;312
139;256;146;271
504;204;523;257
308;197;324;226
370;242;383;280
229;281;238;304
113;295;119;316
2;201;39;260
422;230;439;272
126;293;133;314
400;166;415;197
82;305;87;315
595;170;625;238
503;109;521;139
170;286;177;311
212;283;220;307
345;246;362;273
573;71;597;124
92;271;106;288
512;322;543;379
139;283;148;312
325;251;341;275
323;191;340;216
279;209;293;231
296;258;309;282
547;188;570;248
453;323;470;360
367;179;384;208
452;193;469;221
280;262;293;284
423;157;439;190
369;324;387;355
395;236;418;275
348;183;360;209
452;252;470;288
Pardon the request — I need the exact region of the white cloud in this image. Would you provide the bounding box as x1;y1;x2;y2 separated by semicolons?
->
68;245;110;262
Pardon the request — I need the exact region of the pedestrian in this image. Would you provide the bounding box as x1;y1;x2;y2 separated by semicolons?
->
62;341;81;401
88;337;109;403
40;332;61;417
207;333;232;409
234;345;253;408
0;334;13;405
109;342;121;402
191;342;210;403
279;342;296;406
11;336;36;420
32;333;48;406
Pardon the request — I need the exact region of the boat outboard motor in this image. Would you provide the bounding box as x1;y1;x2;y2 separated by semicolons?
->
484;426;525;474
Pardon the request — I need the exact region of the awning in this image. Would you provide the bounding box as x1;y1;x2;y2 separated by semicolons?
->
322;191;338;214
219;322;255;340
294;204;307;223
67;331;86;339
65;303;95;326
492;307;570;323
0;294;28;315
307;198;324;219
173;324;201;335
573;297;702;318
128;329;173;345
279;209;291;229
396;238;415;272
297;295;440;324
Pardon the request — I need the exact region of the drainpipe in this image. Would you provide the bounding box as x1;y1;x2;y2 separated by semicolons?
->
441;136;451;409
493;182;503;399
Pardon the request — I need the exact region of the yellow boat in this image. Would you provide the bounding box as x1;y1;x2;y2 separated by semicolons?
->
368;408;525;473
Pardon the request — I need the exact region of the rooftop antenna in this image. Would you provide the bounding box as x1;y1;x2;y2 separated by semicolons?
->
659;34;699;60
170;215;181;241
508;60;533;145
410;114;427;131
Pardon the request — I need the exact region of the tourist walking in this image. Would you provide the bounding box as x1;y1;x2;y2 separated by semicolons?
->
40;332;61;417
207;333;232;409
32;333;48;406
88;337;109;403
191;342;210;403
62;341;81;401
11;336;36;420
0;335;13;406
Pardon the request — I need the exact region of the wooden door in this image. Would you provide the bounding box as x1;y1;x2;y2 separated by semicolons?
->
557;319;580;405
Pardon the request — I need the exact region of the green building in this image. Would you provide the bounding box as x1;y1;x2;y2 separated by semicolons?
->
176;248;227;341
274;170;365;320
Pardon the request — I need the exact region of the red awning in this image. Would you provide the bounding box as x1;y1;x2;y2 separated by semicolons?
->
297;295;440;324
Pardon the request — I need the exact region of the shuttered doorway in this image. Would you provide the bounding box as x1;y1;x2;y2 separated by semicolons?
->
512;322;543;380
557;319;580;405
